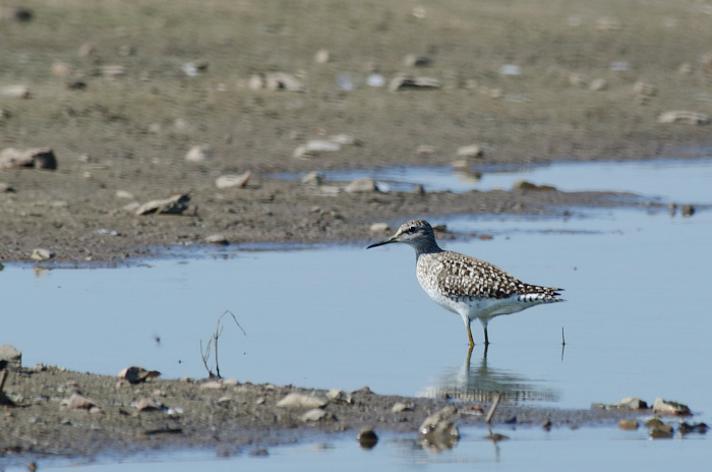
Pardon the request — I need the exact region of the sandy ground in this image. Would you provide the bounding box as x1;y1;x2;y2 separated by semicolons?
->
1;0;711;262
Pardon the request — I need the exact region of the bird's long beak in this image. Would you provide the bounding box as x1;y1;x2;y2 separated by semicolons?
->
366;237;397;249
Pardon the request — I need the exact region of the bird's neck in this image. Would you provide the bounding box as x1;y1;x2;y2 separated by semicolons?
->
414;238;443;258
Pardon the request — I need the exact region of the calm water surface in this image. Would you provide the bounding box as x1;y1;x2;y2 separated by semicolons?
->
282;158;712;202
2;209;711;417
21;427;711;472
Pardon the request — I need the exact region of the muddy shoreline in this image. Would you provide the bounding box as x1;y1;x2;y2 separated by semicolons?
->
2;0;711;263
0;364;644;464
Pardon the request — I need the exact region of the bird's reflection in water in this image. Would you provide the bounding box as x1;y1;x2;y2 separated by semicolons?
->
419;347;559;404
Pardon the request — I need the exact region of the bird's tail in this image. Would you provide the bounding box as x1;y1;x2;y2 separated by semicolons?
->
517;286;565;303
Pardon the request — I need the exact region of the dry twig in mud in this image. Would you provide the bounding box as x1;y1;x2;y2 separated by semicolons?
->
0;369;16;406
485;392;502;424
200;310;246;379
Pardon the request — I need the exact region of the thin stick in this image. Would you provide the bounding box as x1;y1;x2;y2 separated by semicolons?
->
561;327;566;346
0;370;7;392
200;310;247;379
485;393;502;424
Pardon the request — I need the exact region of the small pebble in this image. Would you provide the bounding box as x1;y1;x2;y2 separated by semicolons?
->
618;419;639;430
357;427;379;449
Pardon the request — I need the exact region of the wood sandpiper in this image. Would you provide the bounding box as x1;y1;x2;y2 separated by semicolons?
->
367;219;563;350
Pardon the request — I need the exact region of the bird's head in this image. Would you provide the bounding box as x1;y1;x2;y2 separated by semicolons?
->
367;219;436;249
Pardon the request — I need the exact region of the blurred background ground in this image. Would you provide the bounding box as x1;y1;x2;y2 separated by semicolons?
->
1;0;710;262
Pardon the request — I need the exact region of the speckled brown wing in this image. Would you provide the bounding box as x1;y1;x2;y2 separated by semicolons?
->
434;251;561;300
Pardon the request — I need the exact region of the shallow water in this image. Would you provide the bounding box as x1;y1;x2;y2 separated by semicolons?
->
28;426;711;472
279;158;712;202
3;209;711;420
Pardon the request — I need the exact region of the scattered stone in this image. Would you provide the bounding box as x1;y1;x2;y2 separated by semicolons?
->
185;144;213;163
328;134;360;146
357;428;379;449
293;140;341;158
0;85;31;98
370;222;390;234
589;78;608;91
0;345;22;370
450;160;468;170
391;402;414;413
31;248;54;261
314;49;330;64
644;417;665;428
215;172;251;189
12;7;34;22
419;405;459;438
117;366;160;385
67;80;87;91
416;145;436;155
199;381;224;390
115;190;134;200
389;75;441;91
51;61;72;78
216;395;232;405
681;204;695;217
301;171;324;185
100;65;126;78
181;61;208;77
657;111;709;125
419;406;460;450
618;419;639;430
135;193;190;216
512;180;556;191
411;6;426;19
403;54;432;67
205;234;229;245
678;422;708;435
344;178;379;193
0;182;14;193
250;72;304;92
94;228;119;238
499;64;522;76
352;386;374;395
653;398;691;416
325;389;351;403
0;147;57;170
633;81;656;97
301;408;330;422
649;423;674;439
62;394;97;411
456;144;483;159
616;397;649;410
276;392;327;409
132;397;164;412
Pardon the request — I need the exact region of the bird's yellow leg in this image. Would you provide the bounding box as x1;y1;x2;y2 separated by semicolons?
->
467;320;475;348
